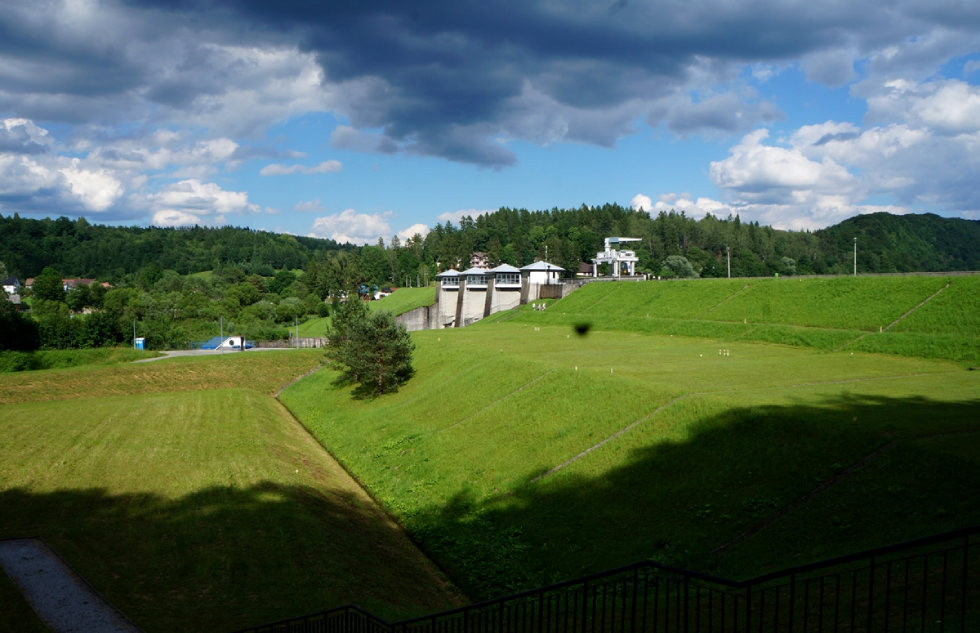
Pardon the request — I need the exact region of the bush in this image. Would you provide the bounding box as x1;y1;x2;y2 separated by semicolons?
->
662;256;699;279
0;303;40;351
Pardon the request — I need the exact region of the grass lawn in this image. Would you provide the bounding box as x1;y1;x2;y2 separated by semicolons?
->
281;322;980;600
0;352;460;631
513;276;980;363
297;315;331;337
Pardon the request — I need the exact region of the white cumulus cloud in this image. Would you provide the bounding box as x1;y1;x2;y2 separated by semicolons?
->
294;198;326;212
436;209;495;224
59;160;125;211
259;160;342;176
309;209;393;244
397;223;430;240
152;210;207;227
148;179;260;217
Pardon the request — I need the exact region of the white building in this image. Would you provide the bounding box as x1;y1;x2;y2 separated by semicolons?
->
593;237;641;277
520;260;564;285
2;276;20;295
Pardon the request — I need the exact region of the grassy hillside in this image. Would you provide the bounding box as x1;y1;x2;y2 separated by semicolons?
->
281;322;980;600
509;275;980;363
297;287;436;337
0;353;460;631
372;286;436;315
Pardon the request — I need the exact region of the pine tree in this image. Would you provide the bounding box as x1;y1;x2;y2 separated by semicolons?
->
340;311;415;397
326;294;415;397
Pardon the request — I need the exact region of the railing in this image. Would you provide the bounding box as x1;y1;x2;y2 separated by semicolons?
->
234;525;979;633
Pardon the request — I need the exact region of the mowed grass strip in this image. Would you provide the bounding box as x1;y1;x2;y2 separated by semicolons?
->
0;388;461;632
283;323;980;598
890;275;980;337
0;349;322;405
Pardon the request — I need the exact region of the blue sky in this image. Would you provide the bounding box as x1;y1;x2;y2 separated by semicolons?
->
1;0;979;243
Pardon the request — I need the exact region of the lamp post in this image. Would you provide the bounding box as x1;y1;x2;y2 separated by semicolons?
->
853;237;857;277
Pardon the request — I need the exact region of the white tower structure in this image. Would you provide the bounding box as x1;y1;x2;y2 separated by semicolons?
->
593;237;641;277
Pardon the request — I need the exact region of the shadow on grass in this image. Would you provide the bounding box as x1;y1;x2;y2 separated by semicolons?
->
0;482;459;633
406;393;980;601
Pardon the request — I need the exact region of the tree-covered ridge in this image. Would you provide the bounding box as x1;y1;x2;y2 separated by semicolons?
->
0;214;351;280
817;212;980;273
1;208;978;285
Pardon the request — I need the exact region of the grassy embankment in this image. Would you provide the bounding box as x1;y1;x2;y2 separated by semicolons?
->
281;275;980;602
0;351;460;632
297;286;436;337
0;347;159;374
496;275;980;363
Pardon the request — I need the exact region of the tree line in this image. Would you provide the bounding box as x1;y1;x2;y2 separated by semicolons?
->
3;209;977;291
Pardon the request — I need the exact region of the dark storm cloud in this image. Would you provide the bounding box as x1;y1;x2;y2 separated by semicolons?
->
4;0;980;165
114;0;979;164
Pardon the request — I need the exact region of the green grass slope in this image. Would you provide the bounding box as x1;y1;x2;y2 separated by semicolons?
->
282;324;980;601
0;347;159;373
0;353;459;631
297;287;436;337
516;276;979;362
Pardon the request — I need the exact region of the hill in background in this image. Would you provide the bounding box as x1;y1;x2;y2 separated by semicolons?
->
1;210;978;285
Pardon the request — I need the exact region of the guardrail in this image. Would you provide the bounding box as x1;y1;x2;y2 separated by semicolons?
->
234;524;979;632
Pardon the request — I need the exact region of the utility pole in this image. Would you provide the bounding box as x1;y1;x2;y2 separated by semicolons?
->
295;317;299;349
544;245;548;263
727;246;731;279
853;237;857;277
219;316;223;353
133;318;136;349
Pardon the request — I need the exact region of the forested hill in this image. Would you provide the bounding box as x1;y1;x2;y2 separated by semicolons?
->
1;208;978;283
815;212;980;273
0;214;350;280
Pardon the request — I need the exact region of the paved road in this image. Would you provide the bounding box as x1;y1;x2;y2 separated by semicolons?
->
133;348;300;363
0;539;142;633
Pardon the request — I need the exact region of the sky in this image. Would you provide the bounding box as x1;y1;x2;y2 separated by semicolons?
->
1;1;979;244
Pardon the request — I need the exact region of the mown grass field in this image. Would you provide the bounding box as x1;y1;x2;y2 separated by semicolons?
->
505;275;980;363
0;351;460;631
282;307;980;600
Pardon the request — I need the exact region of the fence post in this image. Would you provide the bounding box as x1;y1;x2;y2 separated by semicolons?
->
539;590;545;633
582;579;589;633
684;576;690;633
788;573;796;630
867;556;875;632
962;535;970;631
630;568;638;633
746;584;752;633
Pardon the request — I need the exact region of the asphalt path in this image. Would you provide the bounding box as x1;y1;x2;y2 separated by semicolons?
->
0;539;141;633
133;348;301;363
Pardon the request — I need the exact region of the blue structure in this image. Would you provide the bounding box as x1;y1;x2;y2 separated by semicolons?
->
199;336;253;350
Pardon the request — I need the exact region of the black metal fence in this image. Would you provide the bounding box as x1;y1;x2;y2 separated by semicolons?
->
234;525;980;633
